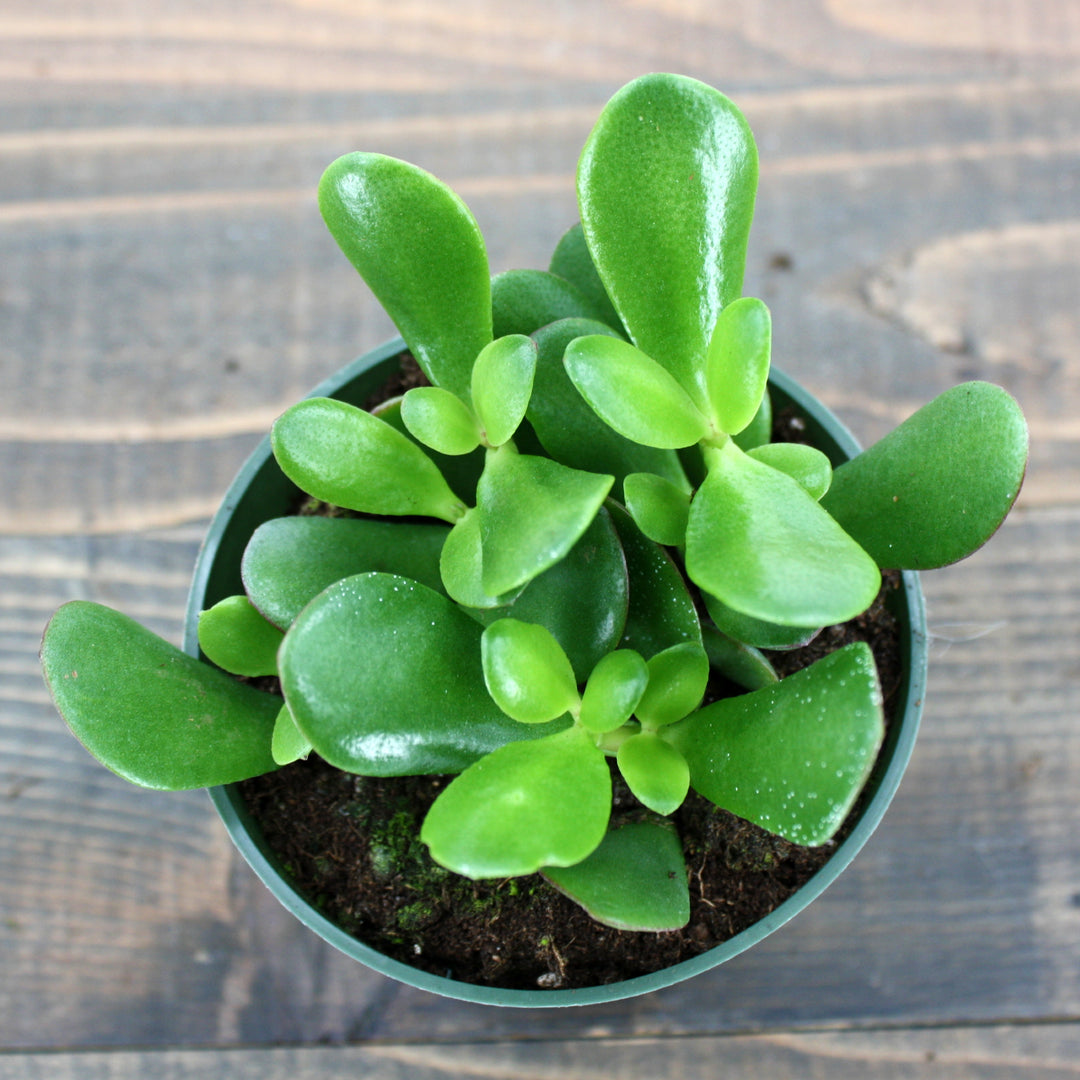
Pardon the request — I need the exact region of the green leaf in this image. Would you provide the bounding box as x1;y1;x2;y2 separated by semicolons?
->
635;642;710;729
616;732;690;815
400;386;481;456
548;222;624;332
748;442;832;501
439;509;526;609
421;725;611;877
542;821;689;931
278;574;560;776
319;152;491;400
579;648;648;734
578;73;758;409
733;389;773;452
705;297;771;435
197;595;283;677
476;445;613;596
564;335;710;449
701;624;778;691
623;471;691;546
41;601;279;790
491;268;609;338
701;590;821;651
471;334;537;448
272;398;466;523
669;642;884;846
481;619;579;724
686;445;880;627
242;515;448;630
271;702;312;766
820;381;1029;569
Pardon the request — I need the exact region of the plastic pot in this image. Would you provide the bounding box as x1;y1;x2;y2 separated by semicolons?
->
185;337;927;1007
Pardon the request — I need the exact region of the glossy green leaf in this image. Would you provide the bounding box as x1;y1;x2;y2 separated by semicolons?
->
686;445;880;627
271;702;311;766
491;268;609;338
279;573;558;776
400;386;481;456
548;222;623;332
272;398;466;524
528;319;689;494
439;509;525;609
617;732;690;815
820;381;1029;569
471;334;537;448
623;471;691;546
635;642;710;729
701;590;821;651
543;821;689;931
421;725;611;877
669;642;884;846
197;595;283;677
564;335;710;449
701;624;778;691
41;601;279;790
578;73;758;408
476;445;613;596
319;152;491;400
579;648;648;734
733;388;773;452
481;619;580;724
705;297;771;435
748;442;832;500
242;515;448;630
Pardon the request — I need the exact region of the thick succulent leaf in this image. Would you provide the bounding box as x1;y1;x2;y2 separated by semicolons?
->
617;732;691;815
481;619;580;724
476;445;613;596
400;386;481;456
242;515;448;630
686;446;881;627
579;648;648;734
820;381;1028;569
420;725;611;877
701;590;821;651
543;821;690;931
607;502;702;657
733;389;773;452
564;335;710;449
471;334;537;448
528;318;689;494
705;297;771;435
670;642;884;846
271;702;312;766
272;398;465;523
319;152;491;400
548;222;624;331
748;442;832;501
197;595;283;677
635;642;710;728
578;73;758;408
278;573;559;776
701;624;778;691
439;510;526;609
491;268;609;338
623;471;691;546
41;601;279;790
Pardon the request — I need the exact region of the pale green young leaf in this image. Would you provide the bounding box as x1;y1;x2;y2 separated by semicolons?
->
732;388;772;451
579;648;648;734
481;618;580;724
439;510;526;609
198;595;283;677
271;702;312;766
748;442;832;500
616;732;690;815
471;334;537;448
400;386;481;456
623;472;691;546
705;297;771;435
635;642;710;729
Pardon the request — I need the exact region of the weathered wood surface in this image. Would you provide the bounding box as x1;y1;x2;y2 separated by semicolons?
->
1;0;1077;1072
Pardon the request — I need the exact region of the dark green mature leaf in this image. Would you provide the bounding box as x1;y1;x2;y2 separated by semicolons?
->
271;702;311;766
701;590;821;651
543;821;690;931
41;601;279;790
686;445;880;627
279;574;560;776
548;222;624;332
481;619;579;724
671;643;883;846
579;648;648;734
272;398;466;523
439;510;527;609
578;73;758;409
623;471;691;546
705;296;771;435
733;389;772;452
400;386;481;456
701;624;778;691
319;152;491;400
748;442;832;500
491;268;609;338
476;445;613;596
821;381;1029;569
471;334;537;448
616;732;690;815
242;515;449;630
635;642;710;728
421;725;611;878
197;595;283;677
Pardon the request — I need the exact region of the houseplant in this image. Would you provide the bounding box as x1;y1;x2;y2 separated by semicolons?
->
40;73;1028;1004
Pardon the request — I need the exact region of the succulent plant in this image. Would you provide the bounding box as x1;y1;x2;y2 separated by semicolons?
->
41;73;1028;933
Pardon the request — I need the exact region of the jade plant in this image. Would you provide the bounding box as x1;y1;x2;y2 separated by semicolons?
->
41;74;1028;935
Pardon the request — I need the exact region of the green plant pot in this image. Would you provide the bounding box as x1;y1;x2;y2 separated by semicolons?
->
186;337;927;1007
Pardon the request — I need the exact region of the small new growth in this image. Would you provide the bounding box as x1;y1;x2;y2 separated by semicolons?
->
41;74;1028;934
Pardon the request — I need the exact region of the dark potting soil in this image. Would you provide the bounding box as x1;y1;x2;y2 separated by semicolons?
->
235;352;906;991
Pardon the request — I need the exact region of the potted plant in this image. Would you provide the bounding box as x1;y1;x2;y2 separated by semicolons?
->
40;73;1028;1006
